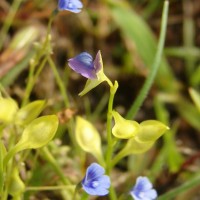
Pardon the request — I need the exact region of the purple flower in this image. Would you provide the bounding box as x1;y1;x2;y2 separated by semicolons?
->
81;163;111;196
68;51;102;79
58;0;83;13
130;176;157;200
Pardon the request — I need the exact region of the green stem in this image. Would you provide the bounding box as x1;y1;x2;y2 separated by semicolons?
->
0;0;24;50
26;185;75;191
158;172;200;200
22;57;47;106
2;127;17;200
126;0;169;119
72;185;79;200
111;150;126;169
80;192;89;200
47;56;69;107
22;10;57;106
109;185;118;200
3;145;21;170
0;141;4;194
183;0;195;77
1;158;13;200
105;81;118;200
105;81;118;174
0;84;10;97
40;147;70;185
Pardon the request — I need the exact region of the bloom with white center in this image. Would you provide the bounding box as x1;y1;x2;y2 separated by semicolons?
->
130;176;157;200
58;0;83;13
81;163;111;196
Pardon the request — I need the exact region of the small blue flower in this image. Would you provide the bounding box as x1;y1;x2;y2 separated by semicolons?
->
68;51;102;79
58;0;83;13
130;176;157;200
81;163;111;196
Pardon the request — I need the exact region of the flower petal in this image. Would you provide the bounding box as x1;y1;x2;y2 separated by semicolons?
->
144;189;157;199
83;175;110;196
130;176;157;200
81;163;110;196
58;0;83;13
68;52;97;79
97;175;111;189
135;177;153;191
93;50;103;73
83;163;105;182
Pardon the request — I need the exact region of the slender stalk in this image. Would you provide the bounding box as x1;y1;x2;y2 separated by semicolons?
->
105;81;118;174
22;57;47;106
80;192;89;200
72;183;84;200
158;172;200;200
22;10;57;106
2;126;17;200
47;56;69;107
1;159;13;200
0;141;4;194
126;0;169;119
26;185;75;191
0;0;24;50
72;185;79;200
104;81;118;200
47;56;79;164
3;145;21;170
40;147;70;185
183;0;195;77
111;150;126;169
109;185;118;200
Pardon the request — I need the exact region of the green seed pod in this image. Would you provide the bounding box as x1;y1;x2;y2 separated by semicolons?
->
75;116;103;162
15;100;46;125
16;115;58;150
3;115;58;168
0;98;18;124
136;120;169;142
112;111;140;139
120;137;154;156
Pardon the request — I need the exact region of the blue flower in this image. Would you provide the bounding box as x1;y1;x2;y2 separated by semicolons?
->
68;51;102;79
81;163;111;196
130;176;157;200
58;0;83;13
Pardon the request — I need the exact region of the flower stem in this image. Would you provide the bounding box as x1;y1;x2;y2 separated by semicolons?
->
0;0;24;50
22;9;57;106
72;183;82;200
158;172;200;200
40;147;70;185
105;81;118;174
47;56;69;107
105;81;118;200
111;150;126;169
26;185;75;191
126;0;169;119
22;56;47;106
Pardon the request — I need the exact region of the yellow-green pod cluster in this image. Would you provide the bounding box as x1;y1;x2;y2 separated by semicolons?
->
112;111;169;155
